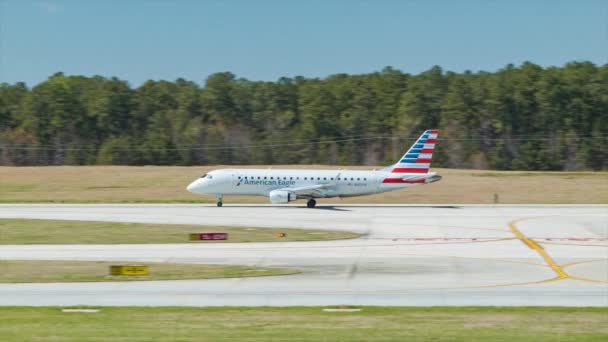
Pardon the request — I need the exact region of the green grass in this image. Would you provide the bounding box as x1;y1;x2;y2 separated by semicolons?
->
0;307;606;341
0;219;360;244
0;260;298;283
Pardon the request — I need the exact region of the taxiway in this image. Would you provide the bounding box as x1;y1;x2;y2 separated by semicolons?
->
0;204;606;306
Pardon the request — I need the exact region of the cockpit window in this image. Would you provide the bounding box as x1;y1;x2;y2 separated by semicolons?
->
200;173;212;179
200;173;207;178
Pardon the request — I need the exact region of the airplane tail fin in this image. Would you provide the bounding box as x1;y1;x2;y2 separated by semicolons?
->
389;129;439;174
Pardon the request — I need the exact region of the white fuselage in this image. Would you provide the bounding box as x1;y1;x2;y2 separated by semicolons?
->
187;130;442;205
187;168;439;199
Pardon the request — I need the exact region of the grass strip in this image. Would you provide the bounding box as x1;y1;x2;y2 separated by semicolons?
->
0;306;606;341
0;260;298;283
1;166;606;203
0;218;359;244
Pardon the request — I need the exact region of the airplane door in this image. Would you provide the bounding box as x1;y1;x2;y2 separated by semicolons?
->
231;173;240;187
373;172;382;191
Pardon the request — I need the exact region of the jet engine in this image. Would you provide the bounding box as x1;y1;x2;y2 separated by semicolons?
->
269;190;297;204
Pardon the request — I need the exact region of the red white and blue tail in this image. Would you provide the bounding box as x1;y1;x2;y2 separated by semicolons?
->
390;129;438;174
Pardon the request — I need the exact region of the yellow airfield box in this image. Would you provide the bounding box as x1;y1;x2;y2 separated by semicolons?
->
110;265;149;276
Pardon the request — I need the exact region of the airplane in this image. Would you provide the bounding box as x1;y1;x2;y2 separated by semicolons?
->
187;129;441;208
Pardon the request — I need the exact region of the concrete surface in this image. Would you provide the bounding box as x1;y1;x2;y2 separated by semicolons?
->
0;204;606;306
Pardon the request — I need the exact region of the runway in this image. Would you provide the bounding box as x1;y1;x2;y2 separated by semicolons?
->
0;204;607;306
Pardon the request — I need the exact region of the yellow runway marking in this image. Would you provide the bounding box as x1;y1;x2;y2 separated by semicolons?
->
509;218;568;279
562;259;608;284
538;241;608;248
508;218;608;284
569;276;608;284
561;258;608;268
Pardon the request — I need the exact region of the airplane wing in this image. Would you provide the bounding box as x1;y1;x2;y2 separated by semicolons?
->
276;183;336;198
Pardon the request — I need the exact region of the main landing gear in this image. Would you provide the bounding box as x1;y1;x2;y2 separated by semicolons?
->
306;199;317;208
216;195;223;207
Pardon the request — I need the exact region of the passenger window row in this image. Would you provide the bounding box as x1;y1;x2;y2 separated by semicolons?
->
237;176;367;181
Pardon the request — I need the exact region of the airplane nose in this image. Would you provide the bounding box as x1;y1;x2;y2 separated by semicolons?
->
187;180;200;193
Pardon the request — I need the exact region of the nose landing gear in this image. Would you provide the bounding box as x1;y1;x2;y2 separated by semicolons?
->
216;195;223;207
306;199;317;208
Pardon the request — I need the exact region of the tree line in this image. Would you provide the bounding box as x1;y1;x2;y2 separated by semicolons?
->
0;62;606;170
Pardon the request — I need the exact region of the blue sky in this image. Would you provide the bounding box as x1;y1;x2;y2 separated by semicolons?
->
1;0;606;87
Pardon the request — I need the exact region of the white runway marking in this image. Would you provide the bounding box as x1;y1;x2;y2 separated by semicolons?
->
0;204;606;306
